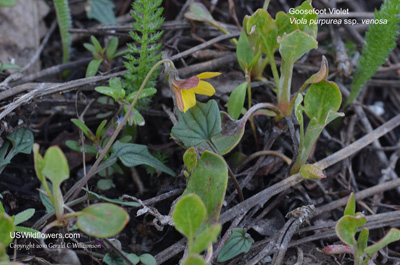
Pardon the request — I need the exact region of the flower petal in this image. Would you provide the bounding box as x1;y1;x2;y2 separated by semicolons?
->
172;84;185;112
192;80;215;96
174;76;200;90
181;89;196;113
196;72;221;79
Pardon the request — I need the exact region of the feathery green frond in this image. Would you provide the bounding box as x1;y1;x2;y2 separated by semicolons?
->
345;0;400;106
53;0;72;64
123;0;164;98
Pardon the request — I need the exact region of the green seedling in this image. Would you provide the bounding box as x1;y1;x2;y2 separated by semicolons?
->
217;228;254;262
123;0;164;95
290;61;344;175
173;194;221;264
0;127;34;175
173;151;228;263
345;0;400;107
84;36;128;77
323;194;400;265
33;144;129;238
229;0;319;119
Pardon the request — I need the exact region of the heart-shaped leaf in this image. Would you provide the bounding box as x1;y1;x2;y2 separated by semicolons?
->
77;203;129;238
335;215;366;246
171;100;221;148
217;228;254;262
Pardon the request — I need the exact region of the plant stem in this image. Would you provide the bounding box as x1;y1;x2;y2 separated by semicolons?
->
277;58;293;116
246;71;259;151
267;53;280;89
65;59;175;202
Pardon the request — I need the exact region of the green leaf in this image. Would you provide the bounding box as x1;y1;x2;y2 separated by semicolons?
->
192;224;221;254
292;0;318;38
183;151;228;226
344;193;356;217
42;146;69;188
87;0;116;24
71;119;95;141
83;188;140;207
125;253;139;265
86;59;103;77
0;213;15;246
299;164;326;179
54;0;72;64
83;43;96;53
171;100;221;148
182;254;207;265
183;147;198;172
173;194;206;241
364;228;400;255
304;80;342;122
125;88;157;103
106;37;119;59
13;209;35;226
247;9;278;56
217;228;254;262
275;11;298;38
0;142;10;168
357;228;369;254
139;254;156;265
103;253;124;265
90;36;103;53
291;80;344;174
0;0;16;7
279;30;318;64
95;77;125;102
228;82;248;120
77;203;129;238
184;2;215;24
111;141;175;176
346;0;400;106
237;30;255;71
96;120;108;139
65;140;98;155
335;215;366;246
14;226;40;234
97;179;113;191
7;127;34;155
39;183;54;213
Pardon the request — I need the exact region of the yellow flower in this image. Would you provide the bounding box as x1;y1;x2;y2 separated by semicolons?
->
171;72;221;113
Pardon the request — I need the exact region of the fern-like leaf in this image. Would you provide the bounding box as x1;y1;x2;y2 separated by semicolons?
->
345;0;400;106
123;0;164;98
53;0;72;64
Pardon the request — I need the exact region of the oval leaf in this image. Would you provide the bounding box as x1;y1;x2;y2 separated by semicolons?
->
77;203;129;238
182;151;228;226
0;213;15;246
86;59;103;77
173;194;206;241
13;208;35;226
228;82;248;120
42;146;69;188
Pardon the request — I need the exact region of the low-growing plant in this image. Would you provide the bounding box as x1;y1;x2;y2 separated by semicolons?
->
0;61;21;73
344;0;400;106
53;0;72;64
84;36;128;77
123;0;164;95
0;127;34;175
323;193;400;265
33;144;129;238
